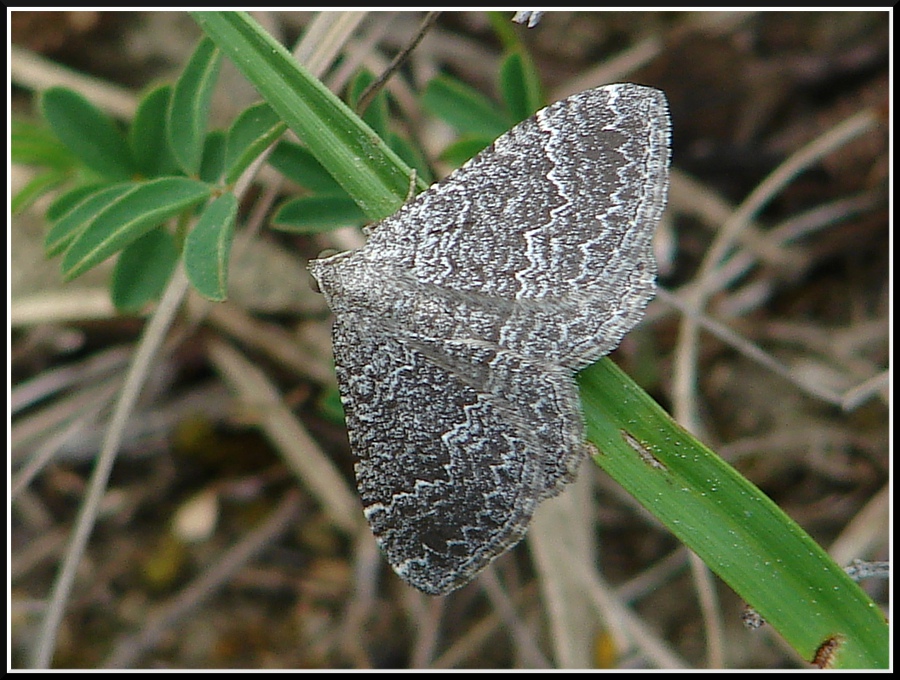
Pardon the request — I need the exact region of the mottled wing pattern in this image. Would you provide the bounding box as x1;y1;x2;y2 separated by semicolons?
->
309;84;670;595
331;314;548;595
363;83;670;367
406;332;590;500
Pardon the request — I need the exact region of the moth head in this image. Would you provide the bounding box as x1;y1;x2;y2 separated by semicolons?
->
308;249;381;313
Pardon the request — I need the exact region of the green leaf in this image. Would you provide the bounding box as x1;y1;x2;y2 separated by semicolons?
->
167;36;222;176
499;51;544;122
46;182;113;222
421;75;511;139
199;130;227;184
438;136;496;167
272;194;367;233
111;228;179;312
129;84;178;178
317;386;347;426
268;140;344;194
223;102;287;185
11;169;69;214
347;70;433;185
11;118;78;169
387;131;433;186
40;87;136;180
61;177;211;281
191;11;419;220
579;359;889;669
184;193;238;301
44;183;134;257
487;10;525;51
347;69;390;138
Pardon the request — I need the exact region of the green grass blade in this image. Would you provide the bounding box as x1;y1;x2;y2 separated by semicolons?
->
579;359;888;668
191;11;417;221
